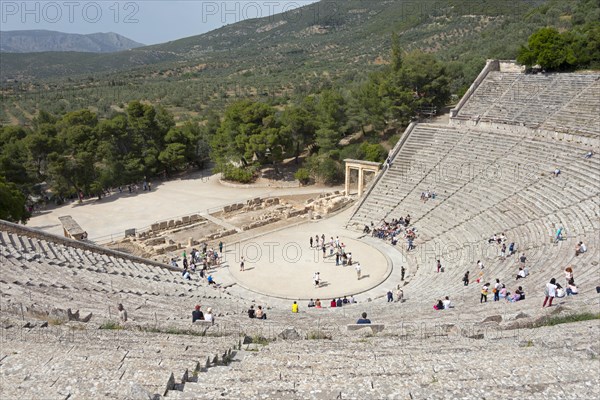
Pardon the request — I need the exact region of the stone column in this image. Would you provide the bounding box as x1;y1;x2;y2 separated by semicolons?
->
357;168;364;197
345;164;351;195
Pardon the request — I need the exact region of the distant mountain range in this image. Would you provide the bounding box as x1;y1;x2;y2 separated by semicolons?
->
0;30;144;53
0;0;546;82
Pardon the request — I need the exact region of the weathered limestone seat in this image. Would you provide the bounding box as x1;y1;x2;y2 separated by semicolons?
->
347;323;385;333
193;320;214;328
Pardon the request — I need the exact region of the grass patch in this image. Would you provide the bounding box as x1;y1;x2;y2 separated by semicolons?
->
251;335;270;345
69;324;87;331
535;312;600;328
143;326;207;337
139;325;231;338
306;331;332;340
47;318;64;326
99;321;123;330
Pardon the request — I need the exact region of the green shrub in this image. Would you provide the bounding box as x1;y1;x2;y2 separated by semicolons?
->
359;143;386;162
294;168;311;185
221;165;256;183
535;312;600;327
251;335;270;345
339;143;361;160
305;154;344;185
318;158;343;185
100;321;122;330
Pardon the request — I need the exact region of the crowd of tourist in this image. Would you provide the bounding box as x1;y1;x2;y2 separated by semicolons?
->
173;243;224;284
309;233;365;288
366;214;417;252
170;211;591;330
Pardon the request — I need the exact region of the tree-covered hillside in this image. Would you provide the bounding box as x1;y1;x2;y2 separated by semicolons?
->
3;0;598;126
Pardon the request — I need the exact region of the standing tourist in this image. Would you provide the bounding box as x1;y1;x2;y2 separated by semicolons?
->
543;278;558;307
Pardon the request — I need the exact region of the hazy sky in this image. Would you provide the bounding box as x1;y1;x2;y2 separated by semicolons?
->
0;0;319;45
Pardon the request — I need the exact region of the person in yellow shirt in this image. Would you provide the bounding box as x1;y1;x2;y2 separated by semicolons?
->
291;301;299;313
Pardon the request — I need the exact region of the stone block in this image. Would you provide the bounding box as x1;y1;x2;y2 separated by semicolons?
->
151;223;160;231
182;216;190;224
278;328;301;340
146;237;166;246
193;320;214;328
25;305;49;319
67;308;80;321
49;308;68;320
347;324;385;334
481;315;502;323
163;244;178;252
129;383;153;400
514;312;530;320
190;214;201;222
159;221;168;230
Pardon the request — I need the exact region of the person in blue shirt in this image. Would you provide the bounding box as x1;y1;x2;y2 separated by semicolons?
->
356;312;371;324
555;227;563;243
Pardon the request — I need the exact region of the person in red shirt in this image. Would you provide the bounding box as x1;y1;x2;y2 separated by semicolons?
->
330;299;337;308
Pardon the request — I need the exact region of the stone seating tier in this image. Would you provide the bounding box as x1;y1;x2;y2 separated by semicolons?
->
456;71;600;135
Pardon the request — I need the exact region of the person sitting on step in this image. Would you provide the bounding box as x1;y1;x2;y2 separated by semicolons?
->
356;312;371;324
192;305;204;322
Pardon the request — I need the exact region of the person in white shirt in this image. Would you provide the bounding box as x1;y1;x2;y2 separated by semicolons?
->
567;279;579;296
493;279;502;301
442;296;452;309
313;272;320;287
395;285;404;302
576;241;587;256
355;263;361;280
543;278;558;307
204;307;214;323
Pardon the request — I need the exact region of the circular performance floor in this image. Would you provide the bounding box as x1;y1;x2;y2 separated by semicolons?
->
224;228;391;300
